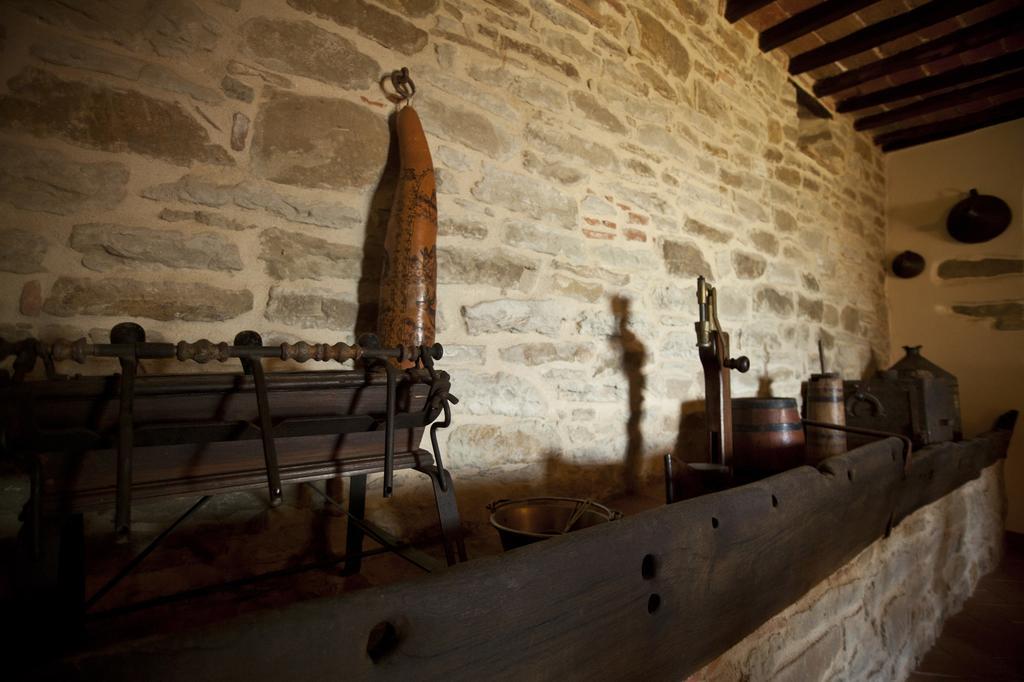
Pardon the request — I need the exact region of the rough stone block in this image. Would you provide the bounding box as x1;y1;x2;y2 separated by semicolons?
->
417;96;509;159
287;0;428;55
251;90;387;191
259;228;361;281
634;7;690;81
754;287;794;317
43;277;252;321
0;228;47;274
242;17;379;90
70;223;242;272
264;286;357;331
938;258;1023;279
951;302;1024;331
143;173;362;230
20;280;43;317
472;167;578;226
462;299;571;335
438;247;538;291
732;251;766;280
447;422;560;468
456;371;548;417
569;91;625;134
504;221;584;262
0;68;232;166
663;239;712;278
500;341;593;365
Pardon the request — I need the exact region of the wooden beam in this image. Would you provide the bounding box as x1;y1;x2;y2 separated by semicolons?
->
725;0;774;24
790;0;995;75
814;7;1024;97
760;0;880;52
836;49;1024;112
36;425;1015;681
877;96;1024;151
855;70;1024;130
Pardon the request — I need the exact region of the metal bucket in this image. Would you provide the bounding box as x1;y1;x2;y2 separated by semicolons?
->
487;497;622;551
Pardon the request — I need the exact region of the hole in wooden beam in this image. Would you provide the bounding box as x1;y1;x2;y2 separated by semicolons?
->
647;593;661;614
847;469;854;482
641;554;656;580
711;516;719;529
771;494;779;508
367;621;399;663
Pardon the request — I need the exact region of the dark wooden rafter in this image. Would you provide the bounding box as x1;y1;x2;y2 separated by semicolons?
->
725;0;775;24
836;49;1024;112
790;0;997;75
877;96;1024;150
814;6;1024;96
855;70;1024;130
760;0;880;52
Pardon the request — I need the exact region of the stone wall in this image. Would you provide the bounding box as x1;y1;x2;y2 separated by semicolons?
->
0;1;888;529
692;462;1006;682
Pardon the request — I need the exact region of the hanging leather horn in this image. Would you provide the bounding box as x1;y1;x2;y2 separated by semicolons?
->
377;68;437;367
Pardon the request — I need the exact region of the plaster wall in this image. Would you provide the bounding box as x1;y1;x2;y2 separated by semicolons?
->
886;119;1024;532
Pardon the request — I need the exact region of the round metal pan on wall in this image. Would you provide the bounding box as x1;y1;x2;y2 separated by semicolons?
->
946;189;1012;244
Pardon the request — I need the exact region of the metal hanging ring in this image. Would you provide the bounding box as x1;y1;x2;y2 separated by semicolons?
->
389;67;416;102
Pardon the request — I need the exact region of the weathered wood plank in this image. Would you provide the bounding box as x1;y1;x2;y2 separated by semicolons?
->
759;0;879;52
789;0;992;75
877;96;1024;150
854;70;1024;130
724;0;774;24
814;7;1024;96
45;425;1014;682
835;49;1024;112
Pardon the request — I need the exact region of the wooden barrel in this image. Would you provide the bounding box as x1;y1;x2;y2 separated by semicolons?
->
732;397;804;477
804;373;847;464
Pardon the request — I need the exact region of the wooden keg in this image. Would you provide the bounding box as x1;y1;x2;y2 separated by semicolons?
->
732;397;805;478
804;373;847;464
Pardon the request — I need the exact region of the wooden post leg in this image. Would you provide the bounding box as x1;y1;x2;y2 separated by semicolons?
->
427;468;467;565
342;475;367;576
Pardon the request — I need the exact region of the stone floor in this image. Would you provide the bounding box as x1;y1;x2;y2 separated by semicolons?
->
908;533;1024;682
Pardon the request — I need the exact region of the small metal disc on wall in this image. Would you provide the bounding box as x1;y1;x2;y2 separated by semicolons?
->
892;250;925;278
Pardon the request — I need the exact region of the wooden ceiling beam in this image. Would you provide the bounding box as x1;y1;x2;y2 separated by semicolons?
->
760;0;881;52
790;0;995;76
876;96;1024;151
855;70;1024;130
814;7;1024;96
836;49;1024;112
724;0;775;24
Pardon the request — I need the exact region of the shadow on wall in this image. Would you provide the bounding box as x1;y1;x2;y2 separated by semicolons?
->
610;295;645;495
355;109;401;339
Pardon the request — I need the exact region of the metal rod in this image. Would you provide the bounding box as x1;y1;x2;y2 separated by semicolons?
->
85;495;211;612
249;359;283;507
663;454;675;504
818;339;826;374
114;355;137;540
383;364;397;498
47;339;404;365
305;482;439;572
429;401;452;492
801;419;913;470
